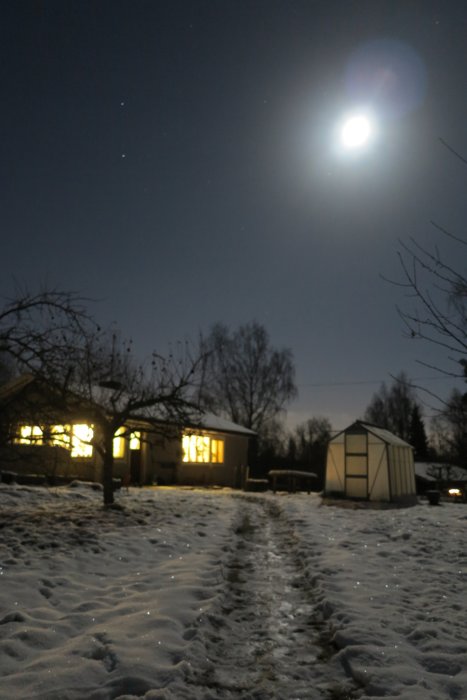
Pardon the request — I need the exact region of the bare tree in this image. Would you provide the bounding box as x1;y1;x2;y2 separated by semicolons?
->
0;351;14;385
393;138;467;380
431;389;467;469
1;289;204;506
390;143;467;468
200;321;297;434
395;231;467;380
363;371;427;446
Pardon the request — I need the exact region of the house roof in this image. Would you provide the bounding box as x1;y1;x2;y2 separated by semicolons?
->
331;420;413;449
414;462;438;482
0;375;256;437
415;461;467;482
0;373;36;404
191;413;256;436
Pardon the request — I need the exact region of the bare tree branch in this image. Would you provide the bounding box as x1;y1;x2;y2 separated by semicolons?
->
0;289;205;506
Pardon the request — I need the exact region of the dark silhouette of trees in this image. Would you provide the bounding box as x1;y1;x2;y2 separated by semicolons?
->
409;404;429;460
364;371;428;446
0;352;14;385
286;416;332;488
1;288;204;506
431;389;467;469
200;321;297;434
251;415;332;485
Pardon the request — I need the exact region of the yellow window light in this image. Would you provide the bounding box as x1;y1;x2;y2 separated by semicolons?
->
50;425;71;449
113;427;126;459
211;439;224;464
129;431;141;450
182;434;224;464
17;425;43;445
71;424;94;458
182;433;210;463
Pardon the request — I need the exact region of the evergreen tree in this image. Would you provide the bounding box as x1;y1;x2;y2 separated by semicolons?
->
409;404;428;460
364;372;423;443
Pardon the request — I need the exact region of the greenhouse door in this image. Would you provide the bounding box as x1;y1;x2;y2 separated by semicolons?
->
345;431;368;499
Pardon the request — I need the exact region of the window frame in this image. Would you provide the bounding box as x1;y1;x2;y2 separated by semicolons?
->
182;433;225;464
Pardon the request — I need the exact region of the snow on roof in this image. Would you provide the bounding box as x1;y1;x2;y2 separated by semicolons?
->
0;375;255;437
190;413;256;436
331;420;413;448
414;462;438;482
415;461;467;482
359;422;413;448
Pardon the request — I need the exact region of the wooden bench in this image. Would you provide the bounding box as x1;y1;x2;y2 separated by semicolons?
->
268;469;317;494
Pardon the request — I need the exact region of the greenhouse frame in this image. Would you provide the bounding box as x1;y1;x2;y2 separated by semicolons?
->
325;421;417;504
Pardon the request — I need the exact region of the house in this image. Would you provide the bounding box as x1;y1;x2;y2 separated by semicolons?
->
415;462;467;500
324;420;417;504
0;375;255;488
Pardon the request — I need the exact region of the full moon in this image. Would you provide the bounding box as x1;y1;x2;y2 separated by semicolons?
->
340;114;372;149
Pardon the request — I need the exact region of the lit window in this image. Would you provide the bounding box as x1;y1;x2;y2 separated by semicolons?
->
113;427;126;458
129;431;141;450
71;424;93;458
50;425;71;449
14;423;93;457
211;439;224;463
17;425;43;445
182;434;210;463
182;434;224;464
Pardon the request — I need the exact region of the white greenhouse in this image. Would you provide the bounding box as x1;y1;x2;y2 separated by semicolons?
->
325;421;417;504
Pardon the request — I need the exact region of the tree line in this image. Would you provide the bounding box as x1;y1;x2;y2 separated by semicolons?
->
0;288;465;503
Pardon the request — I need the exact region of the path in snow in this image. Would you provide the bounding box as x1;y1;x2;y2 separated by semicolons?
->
2;486;466;699
185;495;359;699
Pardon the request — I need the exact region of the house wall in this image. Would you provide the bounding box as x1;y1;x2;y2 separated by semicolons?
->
146;433;182;485
176;432;248;487
110;429;251;488
0;444;98;482
2;416;252;489
0;445;70;480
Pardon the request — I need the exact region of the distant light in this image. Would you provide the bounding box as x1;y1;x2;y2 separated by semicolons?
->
448;488;462;497
340;114;372;149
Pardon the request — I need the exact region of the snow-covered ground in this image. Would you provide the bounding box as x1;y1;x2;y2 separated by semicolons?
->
0;483;466;700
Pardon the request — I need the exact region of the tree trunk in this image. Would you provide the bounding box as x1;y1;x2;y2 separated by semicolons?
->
102;433;115;506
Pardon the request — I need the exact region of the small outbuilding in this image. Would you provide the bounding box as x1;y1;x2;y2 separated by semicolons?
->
324;421;417;504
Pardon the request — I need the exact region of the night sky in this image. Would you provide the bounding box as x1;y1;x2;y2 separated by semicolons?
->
2;0;467;430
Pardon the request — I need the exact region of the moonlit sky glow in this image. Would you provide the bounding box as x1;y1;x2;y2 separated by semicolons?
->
342;116;370;147
340;114;373;149
1;1;467;430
